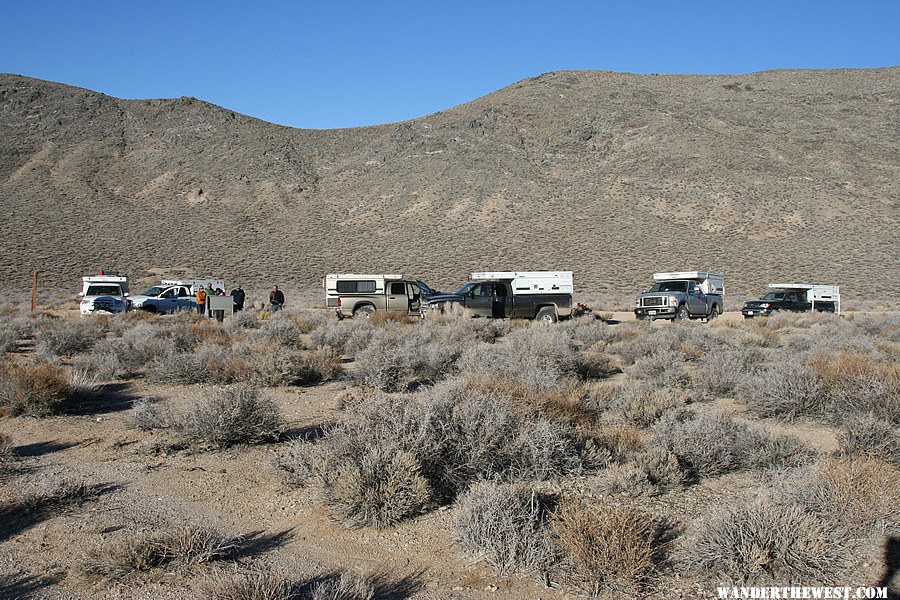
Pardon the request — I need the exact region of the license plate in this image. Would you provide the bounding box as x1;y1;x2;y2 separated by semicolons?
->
648;310;657;315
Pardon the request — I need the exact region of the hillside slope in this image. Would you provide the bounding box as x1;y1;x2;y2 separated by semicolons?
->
1;69;898;304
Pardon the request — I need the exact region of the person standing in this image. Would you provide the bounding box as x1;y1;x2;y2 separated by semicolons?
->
230;284;245;312
204;283;215;318
269;286;285;312
194;286;207;315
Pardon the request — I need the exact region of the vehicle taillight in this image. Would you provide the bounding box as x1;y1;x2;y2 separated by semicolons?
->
337;297;342;306
634;299;639;308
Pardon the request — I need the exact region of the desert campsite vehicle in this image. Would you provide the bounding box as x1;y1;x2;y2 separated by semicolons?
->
426;271;574;322
79;273;130;315
129;279;225;314
741;283;840;318
634;271;725;321
325;274;425;319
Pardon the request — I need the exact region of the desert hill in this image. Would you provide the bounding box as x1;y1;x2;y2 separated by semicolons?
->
1;68;898;306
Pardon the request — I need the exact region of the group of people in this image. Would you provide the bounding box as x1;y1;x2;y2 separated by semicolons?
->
193;284;285;320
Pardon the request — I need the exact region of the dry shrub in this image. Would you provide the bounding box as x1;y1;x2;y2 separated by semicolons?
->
35;318;104;356
247;346;343;387
126;398;173;431
199;566;296;600
0;362;73;416
0;432;16;478
693;347;762;399
837;413;899;467
465;378;598;428
224;310;259;332
779;457;900;536
549;498;662;596
652;411;813;479
678;497;847;585
596;463;656;497
630;351;690;389
354;325;461;391
573;350;619;380
610;383;687;427
452;482;555;576
811;353;900;422
178;385;284;448
286;384;581;526
0;323;17;353
324;448;430;528
589;425;645;463
85;526;240;581
739;359;825;421
457;325;575;391
309;319;376;356
256;316;301;348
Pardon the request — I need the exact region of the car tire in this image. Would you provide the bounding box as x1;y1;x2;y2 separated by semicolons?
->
675;304;689;321
707;305;720;321
353;305;375;319
535;307;558;323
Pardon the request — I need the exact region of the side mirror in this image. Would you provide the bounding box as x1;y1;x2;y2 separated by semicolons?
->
124;292;130;297
78;292;84;297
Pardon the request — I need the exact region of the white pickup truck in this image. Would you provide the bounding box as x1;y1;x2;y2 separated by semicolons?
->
129;279;224;314
79;274;131;316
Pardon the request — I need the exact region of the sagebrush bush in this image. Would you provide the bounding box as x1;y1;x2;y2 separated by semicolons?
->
776;458;899;536
810;353;899;423
630;350;690;389
35;318;104;356
573;350;619;379
693;347;761;399
255;316;301;348
127;398;173;431
286;383;581;526
224;310;259;333
354;325;460;391
652;411;812;478
738;359;825;421
178;385;284;448
0;432;15;478
85;526;240;581
549;498;662;596
457;325;575;391
199;567;296;600
610;383;687;427
452;482;555;576
0;323;17;353
309;571;375;600
678;497;847;585
247;346;343;387
0;362;73;416
324;447;430;528
309;319;376;356
837;413;899;467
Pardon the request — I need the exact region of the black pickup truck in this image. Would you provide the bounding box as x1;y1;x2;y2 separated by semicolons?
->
741;290;837;318
426;280;573;322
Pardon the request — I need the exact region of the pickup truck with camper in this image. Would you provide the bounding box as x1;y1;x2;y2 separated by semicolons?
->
129;279;225;314
326;274;425;319
426;271;574;322
741;283;840;318
634;271;725;322
79;273;131;316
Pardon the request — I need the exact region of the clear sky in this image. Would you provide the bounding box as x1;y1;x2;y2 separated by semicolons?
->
2;1;898;129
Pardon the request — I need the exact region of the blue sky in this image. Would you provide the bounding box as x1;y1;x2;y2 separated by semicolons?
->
2;1;898;129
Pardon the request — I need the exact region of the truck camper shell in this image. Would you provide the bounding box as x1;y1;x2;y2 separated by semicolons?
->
653;272;724;296
470;271;574;295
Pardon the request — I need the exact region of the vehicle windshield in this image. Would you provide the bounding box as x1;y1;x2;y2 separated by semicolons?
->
142;286;165;296
416;280;434;295
86;285;122;296
456;283;476;296
648;281;687;293
761;292;787;301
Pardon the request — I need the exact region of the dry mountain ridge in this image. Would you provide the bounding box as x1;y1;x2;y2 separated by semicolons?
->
1;68;898;305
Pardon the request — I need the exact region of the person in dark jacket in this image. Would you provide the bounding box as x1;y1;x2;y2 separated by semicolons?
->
230;285;245;312
269;286;285;312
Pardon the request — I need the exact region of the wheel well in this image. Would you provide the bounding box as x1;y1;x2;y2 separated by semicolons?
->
352;302;375;313
535;303;558;314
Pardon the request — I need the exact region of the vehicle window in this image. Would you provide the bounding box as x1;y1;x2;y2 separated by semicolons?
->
86;285;122;296
178;288;189;297
495;284;507;297
476;284;492;297
688;282;698;292
336;280;376;294
761;292;785;301
161;289;176;298
649;281;688;293
409;284;421;298
142;286;164;296
456;283;476;296
390;282;405;295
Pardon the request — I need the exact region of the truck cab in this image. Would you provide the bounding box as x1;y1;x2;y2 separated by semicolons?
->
326;274;424;319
